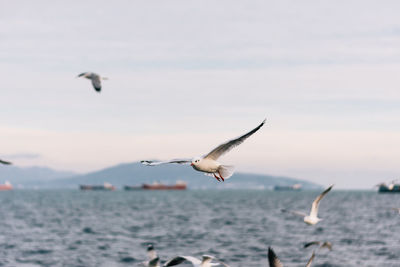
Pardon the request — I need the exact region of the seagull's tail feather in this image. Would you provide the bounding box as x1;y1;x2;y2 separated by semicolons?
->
218;165;235;179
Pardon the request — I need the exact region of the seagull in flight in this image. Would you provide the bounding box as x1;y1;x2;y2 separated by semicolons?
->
0;159;11;165
281;185;334;225
163;255;229;267
77;72;108;92
268;247;315;267
141;119;265;182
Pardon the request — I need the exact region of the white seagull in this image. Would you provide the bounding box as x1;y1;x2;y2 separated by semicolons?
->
77;72;108;92
281;185;334;225
163;255;229;267
268;247;315;267
0;159;11;165
141;119;265;182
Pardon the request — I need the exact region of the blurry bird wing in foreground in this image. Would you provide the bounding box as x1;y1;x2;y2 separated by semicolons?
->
310;185;334;217
0;159;11;165
204;119;266;160
268;247;284;267
141;159;192;166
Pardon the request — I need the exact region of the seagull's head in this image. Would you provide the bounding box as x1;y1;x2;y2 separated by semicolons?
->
190;157;202;167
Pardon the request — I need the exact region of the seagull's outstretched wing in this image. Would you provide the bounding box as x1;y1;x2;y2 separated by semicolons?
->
304;241;321;249
281;209;307;217
305;251;315;267
141;159;191;166
204;119;266;160
164;256;201;266
268;247;284;267
310;185;333;218
0;159;11;165
91;74;102;92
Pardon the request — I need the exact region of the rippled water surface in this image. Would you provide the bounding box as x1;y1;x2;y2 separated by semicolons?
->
0;190;399;267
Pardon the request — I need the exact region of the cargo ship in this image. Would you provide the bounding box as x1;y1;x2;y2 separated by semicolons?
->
80;182;116;191
0;181;12;191
274;184;302;191
378;181;400;193
124;181;187;191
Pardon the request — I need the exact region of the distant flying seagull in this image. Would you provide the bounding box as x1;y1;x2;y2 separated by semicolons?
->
281;185;334;225
268;247;315;267
77;72;108;92
0;159;11;165
304;241;332;251
141;119;266;182
164;255;229;267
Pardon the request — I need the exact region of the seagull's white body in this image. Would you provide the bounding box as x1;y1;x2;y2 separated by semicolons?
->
191;158;220;174
77;72;108;92
141;119;265;182
163;255;228;267
282;185;333;225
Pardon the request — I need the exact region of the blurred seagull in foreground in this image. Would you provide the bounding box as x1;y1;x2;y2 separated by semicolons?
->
304;241;332;251
77;72;108;92
0;159;11;165
163;255;229;267
141;119;265;182
281;185;334;225
268;247;315;267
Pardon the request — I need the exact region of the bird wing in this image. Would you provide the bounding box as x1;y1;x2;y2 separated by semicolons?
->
164;256;201;267
0;159;11;165
310;185;333;218
305;251;315;267
149;257;160;267
268;247;284;267
303;241;321;249
91;74;102;92
204;119;266;160
281;209;307;217
141;159;191;166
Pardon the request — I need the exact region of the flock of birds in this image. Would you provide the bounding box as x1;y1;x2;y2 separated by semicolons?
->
138;241;332;267
0;71;389;266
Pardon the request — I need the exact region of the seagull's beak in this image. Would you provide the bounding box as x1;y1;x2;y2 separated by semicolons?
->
190;163;194;166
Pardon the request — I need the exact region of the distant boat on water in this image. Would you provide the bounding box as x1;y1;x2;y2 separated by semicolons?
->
124;181;187;191
377;181;400;193
80;182;116;191
274;183;302;191
0;181;12;191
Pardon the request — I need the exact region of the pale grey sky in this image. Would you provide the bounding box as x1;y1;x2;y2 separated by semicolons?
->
2;0;400;188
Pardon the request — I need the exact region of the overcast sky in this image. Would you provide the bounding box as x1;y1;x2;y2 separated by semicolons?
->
2;0;400;188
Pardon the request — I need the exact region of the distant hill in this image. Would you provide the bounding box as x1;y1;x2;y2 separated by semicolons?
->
0;165;76;188
45;162;321;190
